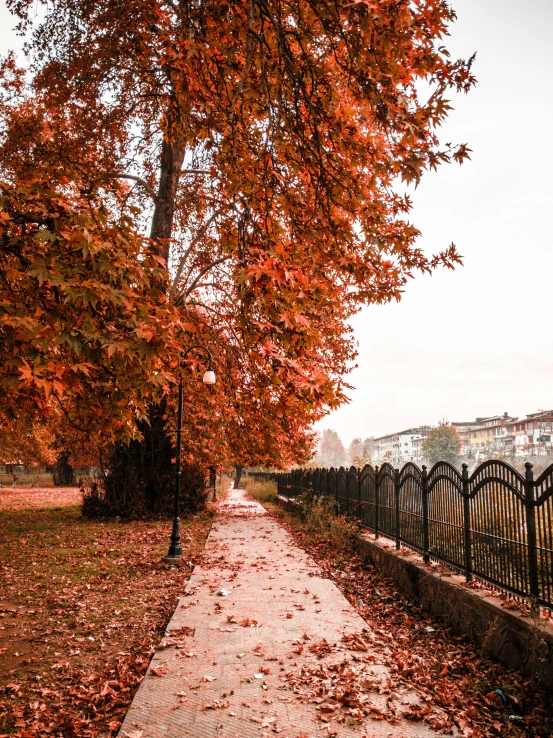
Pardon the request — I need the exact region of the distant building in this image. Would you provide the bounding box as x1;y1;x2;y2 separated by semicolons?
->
373;431;397;464
411;428;430;463
374;426;431;465
366;410;553;467
451;421;482;455
466;413;516;456
505;410;553;456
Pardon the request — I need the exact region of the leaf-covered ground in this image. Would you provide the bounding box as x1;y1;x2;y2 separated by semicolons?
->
0;486;81;512
0;490;214;737
267;503;553;738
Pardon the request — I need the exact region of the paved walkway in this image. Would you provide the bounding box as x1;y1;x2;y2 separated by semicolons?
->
119;490;439;738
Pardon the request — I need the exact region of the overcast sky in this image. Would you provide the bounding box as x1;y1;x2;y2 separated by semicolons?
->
321;0;553;445
1;1;552;446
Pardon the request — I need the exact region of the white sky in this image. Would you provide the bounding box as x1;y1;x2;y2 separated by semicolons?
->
2;1;553;447
319;0;553;445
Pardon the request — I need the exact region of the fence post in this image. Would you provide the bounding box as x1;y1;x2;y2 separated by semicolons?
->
375;466;379;539
346;468;349;517
394;467;401;550
524;462;540;601
462;463;472;582
422;465;430;563
357;466;362;523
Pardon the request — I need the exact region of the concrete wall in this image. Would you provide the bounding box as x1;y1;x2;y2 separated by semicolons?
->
278;497;553;692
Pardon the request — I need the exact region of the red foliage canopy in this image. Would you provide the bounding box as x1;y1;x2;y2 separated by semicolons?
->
0;0;475;469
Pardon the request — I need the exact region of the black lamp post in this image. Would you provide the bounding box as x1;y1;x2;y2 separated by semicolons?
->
163;345;216;563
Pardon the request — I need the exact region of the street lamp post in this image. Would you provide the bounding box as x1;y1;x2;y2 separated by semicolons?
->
163;345;216;564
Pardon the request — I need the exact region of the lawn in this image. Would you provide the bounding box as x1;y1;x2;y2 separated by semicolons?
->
0;489;214;737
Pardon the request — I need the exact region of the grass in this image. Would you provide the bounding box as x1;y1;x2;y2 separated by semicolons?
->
0;472;54;488
0;491;214;737
243;477;278;502
215;473;233;502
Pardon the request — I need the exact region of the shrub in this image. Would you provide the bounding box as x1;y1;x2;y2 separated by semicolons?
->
80;475;119;518
297;493;358;555
81;463;208;519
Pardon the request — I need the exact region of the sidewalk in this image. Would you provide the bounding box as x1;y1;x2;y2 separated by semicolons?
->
119;489;437;738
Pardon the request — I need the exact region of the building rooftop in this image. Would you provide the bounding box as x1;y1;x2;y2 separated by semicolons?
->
374;426;431;442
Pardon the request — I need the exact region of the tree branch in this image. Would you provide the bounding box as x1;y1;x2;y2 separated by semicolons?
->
169;210;221;299
52;390;90;434
178;256;232;303
116;173;158;202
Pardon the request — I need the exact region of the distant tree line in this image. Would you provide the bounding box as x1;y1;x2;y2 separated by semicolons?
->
316;430;375;468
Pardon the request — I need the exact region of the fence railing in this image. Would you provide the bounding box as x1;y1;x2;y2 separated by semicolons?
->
254;460;553;609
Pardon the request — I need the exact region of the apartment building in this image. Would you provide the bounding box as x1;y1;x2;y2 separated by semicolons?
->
504;410;553;455
374;426;431;465
411;428;430;463
465;413;514;455
451;420;482;455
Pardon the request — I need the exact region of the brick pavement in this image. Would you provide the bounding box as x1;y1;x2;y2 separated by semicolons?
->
119;489;441;738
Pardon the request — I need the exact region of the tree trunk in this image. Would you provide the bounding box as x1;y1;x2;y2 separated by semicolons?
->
105;401;176;515
105;134;189;514
101;400;208;518
150;136;187;261
53;452;75;487
234;464;244;488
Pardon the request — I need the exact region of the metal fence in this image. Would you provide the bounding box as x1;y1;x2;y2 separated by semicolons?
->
254;460;553;609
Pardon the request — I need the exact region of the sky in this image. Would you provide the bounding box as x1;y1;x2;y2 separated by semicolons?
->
317;0;553;445
1;1;553;447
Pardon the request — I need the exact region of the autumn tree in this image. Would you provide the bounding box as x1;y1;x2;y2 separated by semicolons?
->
319;429;346;468
1;0;475;507
352;449;372;468
226;391;318;486
0;417;56;468
363;437;376;457
0;408;102;486
422;423;461;467
0;181;174;431
348;438;363;465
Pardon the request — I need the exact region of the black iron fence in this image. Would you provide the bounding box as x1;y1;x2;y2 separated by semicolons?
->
254;460;553;609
